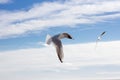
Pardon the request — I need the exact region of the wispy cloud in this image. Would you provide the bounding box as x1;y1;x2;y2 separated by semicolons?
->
0;0;120;38
0;41;120;80
0;0;11;4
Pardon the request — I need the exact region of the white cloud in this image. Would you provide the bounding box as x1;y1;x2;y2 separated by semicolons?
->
0;41;120;80
0;0;11;4
0;0;120;38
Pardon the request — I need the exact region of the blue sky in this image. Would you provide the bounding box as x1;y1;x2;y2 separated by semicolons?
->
1;22;120;51
0;0;120;51
0;0;120;80
0;0;56;10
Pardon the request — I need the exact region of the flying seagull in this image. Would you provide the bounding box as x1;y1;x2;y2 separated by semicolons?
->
46;33;72;63
95;31;106;49
97;31;106;41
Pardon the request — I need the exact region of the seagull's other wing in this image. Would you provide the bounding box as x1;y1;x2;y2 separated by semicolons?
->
53;39;64;63
95;36;101;50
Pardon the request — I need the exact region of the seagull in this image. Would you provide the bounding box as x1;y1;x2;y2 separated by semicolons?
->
95;31;106;49
46;33;72;63
97;31;106;41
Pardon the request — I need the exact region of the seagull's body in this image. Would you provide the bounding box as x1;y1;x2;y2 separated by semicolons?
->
46;33;72;63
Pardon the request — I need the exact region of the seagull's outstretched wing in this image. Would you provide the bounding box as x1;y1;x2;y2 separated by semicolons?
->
53;39;64;63
101;31;106;36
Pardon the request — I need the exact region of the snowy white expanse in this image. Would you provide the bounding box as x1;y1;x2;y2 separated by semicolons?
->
0;41;120;80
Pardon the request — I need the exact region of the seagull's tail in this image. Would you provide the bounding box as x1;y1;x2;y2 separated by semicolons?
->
39;42;49;47
45;34;52;45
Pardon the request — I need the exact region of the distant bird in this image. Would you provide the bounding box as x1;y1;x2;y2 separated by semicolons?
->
46;33;72;63
97;31;106;41
95;31;106;49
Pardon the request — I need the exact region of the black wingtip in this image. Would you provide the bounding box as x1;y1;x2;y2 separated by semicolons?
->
59;59;63;63
68;35;72;39
60;61;63;63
